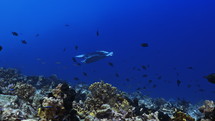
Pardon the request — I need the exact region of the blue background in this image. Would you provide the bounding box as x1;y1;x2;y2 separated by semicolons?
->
0;0;215;103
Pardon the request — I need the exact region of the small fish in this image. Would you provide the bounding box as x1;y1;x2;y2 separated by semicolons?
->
187;84;191;88
136;87;141;90
141;43;149;47
148;80;152;83
142;74;148;78
187;66;193;69
115;73;119;77
74;45;78;50
177;80;181;86
157;76;162;80
35;34;39;37
198;89;205;92
73;77;80;81
65;24;70;27
108;62;114;67
176;72;180;76
63;48;66;52
137;68;141;71
72;57;77;62
126;78;130;82
21;40;27;44
75;63;81;66
82;72;88;76
96;30;99;36
0;46;3;51
141;65;147;70
143;86;147;89
152;84;157;88
132;66;137;70
12;32;19;36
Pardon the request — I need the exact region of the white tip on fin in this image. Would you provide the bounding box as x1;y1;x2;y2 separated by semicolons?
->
107;52;113;56
75;54;85;58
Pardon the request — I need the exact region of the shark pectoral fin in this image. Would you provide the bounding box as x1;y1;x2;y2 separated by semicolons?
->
107;52;113;56
75;54;85;58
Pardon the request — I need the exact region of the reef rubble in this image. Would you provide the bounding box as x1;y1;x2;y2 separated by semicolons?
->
0;68;214;121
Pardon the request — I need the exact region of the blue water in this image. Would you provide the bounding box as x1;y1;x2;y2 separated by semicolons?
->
0;0;215;103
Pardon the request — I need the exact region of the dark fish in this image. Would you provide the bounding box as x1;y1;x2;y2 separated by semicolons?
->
132;66;137;70
148;80;152;83
177;80;181;86
187;66;193;69
96;30;99;36
176;72;180;76
152;84;157;88
63;48;66;52
204;73;215;84
198;89;205;92
137;68;141;71
75;45;78;50
141;43;149;47
12;32;19;36
0;46;3;51
126;78;130;82
115;73;119;77
73;77;80;81
143;86;147;89
82;72;88;76
75;63;81;66
141;65;147;70
72;57;77;62
136;87;141;90
108;62;114;67
21;40;27;44
142;74;148;78
157;76;162;80
65;24;70;27
35;34;39;37
187;84;191;88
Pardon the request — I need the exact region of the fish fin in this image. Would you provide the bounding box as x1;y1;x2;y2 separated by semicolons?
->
107;52;113;56
75;54;85;58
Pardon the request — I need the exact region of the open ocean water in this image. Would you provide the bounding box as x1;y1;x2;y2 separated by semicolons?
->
0;0;215;106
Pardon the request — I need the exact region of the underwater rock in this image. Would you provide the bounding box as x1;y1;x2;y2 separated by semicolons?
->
199;100;215;121
0;94;37;120
96;104;112;119
13;82;36;100
172;111;195;121
38;83;78;121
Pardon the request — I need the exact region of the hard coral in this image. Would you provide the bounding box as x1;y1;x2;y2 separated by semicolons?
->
75;81;132;120
172;111;195;121
199;100;214;113
199;100;215;121
38;83;78;121
13;82;36;100
38;97;64;121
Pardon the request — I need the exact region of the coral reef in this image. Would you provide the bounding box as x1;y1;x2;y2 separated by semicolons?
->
38;83;78;121
199;100;215;121
0;67;214;121
172;111;195;121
